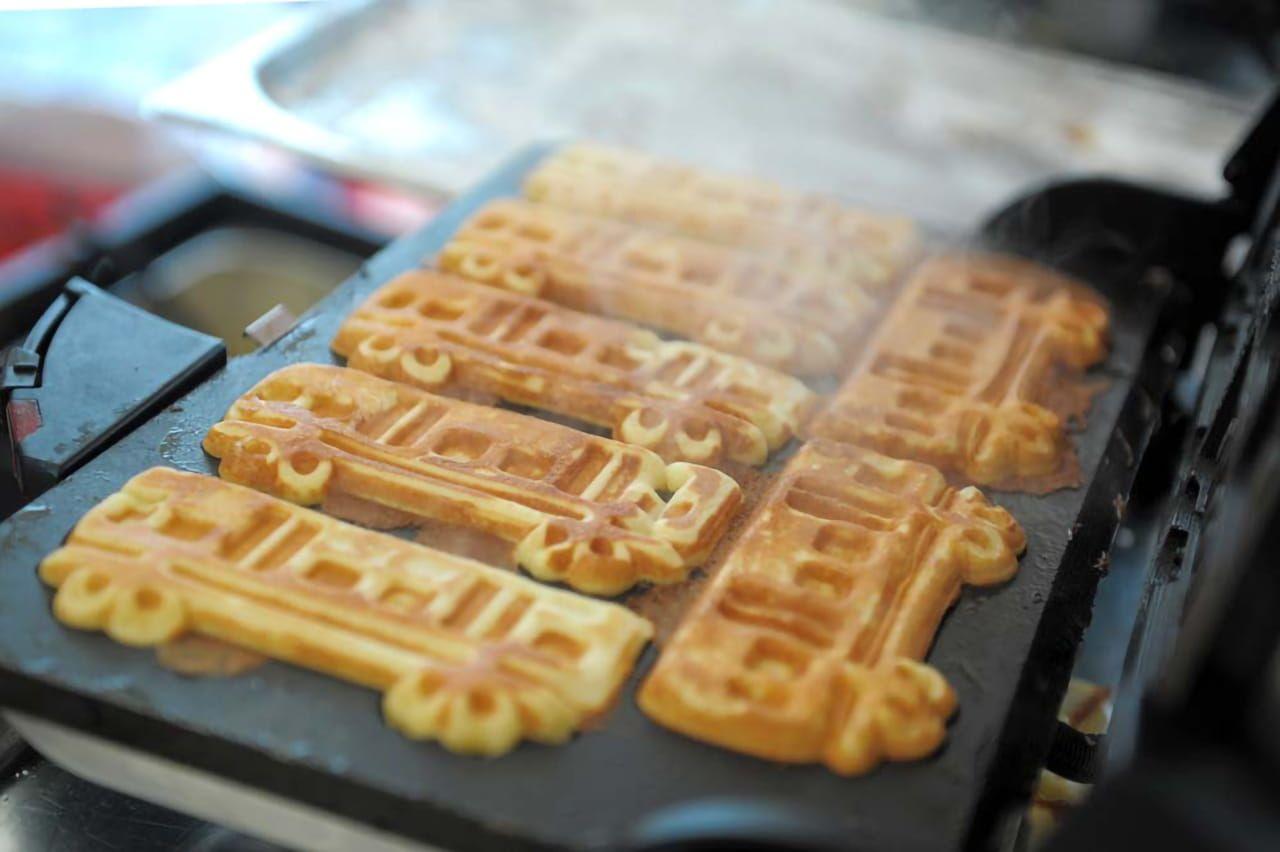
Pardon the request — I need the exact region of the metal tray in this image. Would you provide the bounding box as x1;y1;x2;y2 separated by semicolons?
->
0;147;1190;851
0;170;383;348
6;711;427;852
146;0;1255;229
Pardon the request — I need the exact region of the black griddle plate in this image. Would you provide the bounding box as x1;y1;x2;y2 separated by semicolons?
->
0;148;1181;852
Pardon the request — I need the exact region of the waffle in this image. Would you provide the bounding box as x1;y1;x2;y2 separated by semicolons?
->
332;271;816;467
437;199;880;376
39;467;653;756
807;254;1109;490
203;365;741;596
639;440;1025;774
524;142;919;286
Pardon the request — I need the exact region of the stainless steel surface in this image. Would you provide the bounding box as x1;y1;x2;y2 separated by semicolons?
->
6;713;434;852
0;751;274;852
148;0;1258;228
110;226;362;357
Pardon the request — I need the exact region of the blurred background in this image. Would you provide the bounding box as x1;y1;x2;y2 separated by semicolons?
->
0;0;1273;268
0;1;1276;850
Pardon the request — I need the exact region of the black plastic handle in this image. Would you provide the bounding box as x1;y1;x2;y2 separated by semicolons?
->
2;278;224;497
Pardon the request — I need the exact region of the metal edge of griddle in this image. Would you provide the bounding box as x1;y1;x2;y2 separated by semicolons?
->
1040;93;1280;809
6;711;434;852
1101;135;1280;777
1033;163;1280;848
1102;285;1255;772
0;145;1179;852
966;174;1244;850
969;308;1178;851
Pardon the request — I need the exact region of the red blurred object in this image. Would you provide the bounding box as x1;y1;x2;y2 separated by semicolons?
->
342;176;439;236
5;400;41;444
0;168;123;261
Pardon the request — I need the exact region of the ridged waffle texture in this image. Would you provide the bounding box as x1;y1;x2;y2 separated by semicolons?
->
524;142;919;286
203;365;741;596
332;271;816;467
438;199;881;376
39;467;653;756
807;254;1109;490
639;440;1025;774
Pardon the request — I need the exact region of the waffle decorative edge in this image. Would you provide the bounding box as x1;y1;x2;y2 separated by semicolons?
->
203;364;742;596
807;253;1109;491
438;199;880;376
39;467;653;756
332;270;816;467
524;142;920;287
638;440;1025;774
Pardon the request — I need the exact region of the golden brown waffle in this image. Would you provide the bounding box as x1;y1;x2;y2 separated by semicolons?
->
639;440;1025;774
524;142;919;286
203;365;741;596
39;467;653;756
438;199;880;376
807;254;1110;491
332;271;816;467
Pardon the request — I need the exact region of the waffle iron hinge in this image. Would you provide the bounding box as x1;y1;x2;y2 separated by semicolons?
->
1035;87;1280;852
966;92;1280;852
1042;233;1280;852
0;278;225;498
1106;87;1280;762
